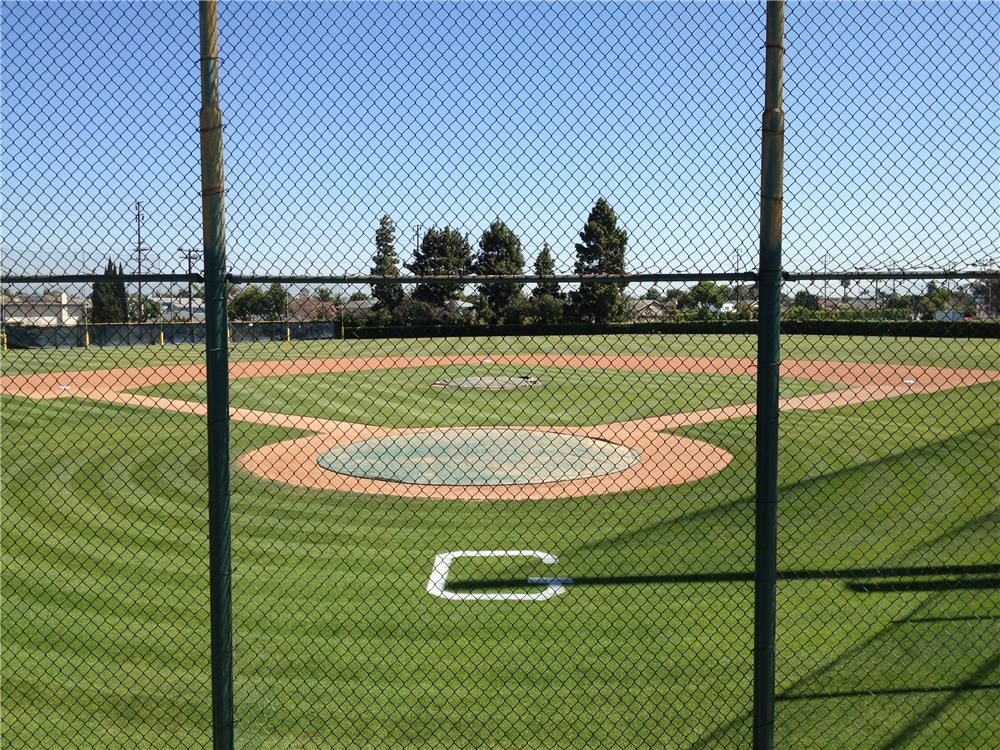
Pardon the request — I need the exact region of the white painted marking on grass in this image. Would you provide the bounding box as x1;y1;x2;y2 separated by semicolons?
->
903;379;916;384
427;550;566;601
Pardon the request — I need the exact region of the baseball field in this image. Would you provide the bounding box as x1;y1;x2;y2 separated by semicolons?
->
3;332;998;748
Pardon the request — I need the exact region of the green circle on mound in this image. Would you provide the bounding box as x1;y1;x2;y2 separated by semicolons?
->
318;428;641;486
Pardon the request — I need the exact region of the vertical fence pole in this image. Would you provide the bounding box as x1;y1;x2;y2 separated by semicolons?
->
755;2;784;749
198;2;234;749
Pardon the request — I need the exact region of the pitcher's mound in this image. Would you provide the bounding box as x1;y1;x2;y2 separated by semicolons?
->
318;428;639;485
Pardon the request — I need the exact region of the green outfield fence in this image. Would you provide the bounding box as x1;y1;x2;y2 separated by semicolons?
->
2;2;998;749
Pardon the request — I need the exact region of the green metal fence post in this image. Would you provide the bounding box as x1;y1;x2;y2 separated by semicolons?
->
755;2;784;749
198;2;234;749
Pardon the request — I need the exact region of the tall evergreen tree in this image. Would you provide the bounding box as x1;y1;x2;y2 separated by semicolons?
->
404;226;472;306
568;198;628;323
91;260;127;323
91;260;114;324
371;215;403;310
114;264;128;321
475;220;524;315
532;242;562;299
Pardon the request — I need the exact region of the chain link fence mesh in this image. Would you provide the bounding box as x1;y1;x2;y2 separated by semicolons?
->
2;2;997;749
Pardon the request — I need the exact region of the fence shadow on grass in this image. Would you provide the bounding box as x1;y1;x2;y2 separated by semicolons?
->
682;589;1000;749
447;563;1000;592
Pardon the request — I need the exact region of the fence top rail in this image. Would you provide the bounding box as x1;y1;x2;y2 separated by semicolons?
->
3;270;996;287
225;272;759;285
784;270;999;282
232;270;998;284
0;273;203;284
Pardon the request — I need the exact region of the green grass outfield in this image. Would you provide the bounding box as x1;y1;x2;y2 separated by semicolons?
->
2;333;998;748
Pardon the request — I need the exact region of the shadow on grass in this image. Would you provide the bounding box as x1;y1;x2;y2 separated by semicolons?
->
683;588;999;749
447;563;1000;592
845;577;1000;593
779;682;1000;702
877;652;1000;750
895;614;1000;624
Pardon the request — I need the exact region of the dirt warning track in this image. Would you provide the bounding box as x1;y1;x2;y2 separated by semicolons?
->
3;355;998;500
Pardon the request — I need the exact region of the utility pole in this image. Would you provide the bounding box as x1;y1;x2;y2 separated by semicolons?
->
823;252;829;305
179;247;203;320
412;224;423;255
735;247;741;306
135;201;152;322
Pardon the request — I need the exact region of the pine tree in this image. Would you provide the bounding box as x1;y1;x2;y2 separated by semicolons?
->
532;243;562;299
371;215;403;310
404;227;472;307
568;198;628;323
475;220;524;316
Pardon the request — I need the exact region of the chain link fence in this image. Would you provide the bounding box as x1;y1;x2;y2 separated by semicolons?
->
2;2;997;749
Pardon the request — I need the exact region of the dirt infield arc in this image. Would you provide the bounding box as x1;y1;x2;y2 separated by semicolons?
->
3;354;999;500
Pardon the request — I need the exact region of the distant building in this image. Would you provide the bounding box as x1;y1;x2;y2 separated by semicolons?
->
342;298;376;321
934;310;968;322
815;296;880;312
626;298;672;321
152;297;206;322
289;296;338;322
1;292;85;326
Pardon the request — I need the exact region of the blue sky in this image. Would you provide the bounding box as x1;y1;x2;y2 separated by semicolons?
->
2;1;997;285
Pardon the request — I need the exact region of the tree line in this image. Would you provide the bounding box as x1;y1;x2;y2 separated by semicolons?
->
87;197;631;326
84;193;998;326
364;197;628;326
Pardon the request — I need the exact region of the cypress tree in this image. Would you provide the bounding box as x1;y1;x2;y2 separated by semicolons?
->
371;215;403;310
91;259;115;324
114;264;128;322
91;260;128;323
568;198;628;323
